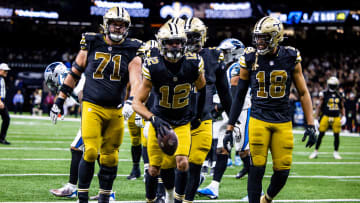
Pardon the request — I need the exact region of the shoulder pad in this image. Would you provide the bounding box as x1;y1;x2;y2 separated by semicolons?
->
283;46;301;63
185;52;200;60
244;47;256;55
80;32;101;50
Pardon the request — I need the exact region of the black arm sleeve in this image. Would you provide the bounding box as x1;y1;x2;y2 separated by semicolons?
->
215;68;232;116
231;85;237;98
228;78;250;126
196;87;206;119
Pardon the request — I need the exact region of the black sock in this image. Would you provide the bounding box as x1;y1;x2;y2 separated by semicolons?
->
175;169;188;201
247;166;265;203
98;165;118;190
241;155;250;170
157;177;165;198
145;171;158;200
78;158;95;200
142;146;149;164
184;163;202;201
267;170;290;199
161;168;175;190
132;145;142;163
213;154;228;182
315;132;325;150
69;149;83;185
210;139;218;163
334;133;340;151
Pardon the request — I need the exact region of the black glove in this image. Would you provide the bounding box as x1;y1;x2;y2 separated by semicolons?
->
150;116;171;138
223;130;233;153
211;103;223;119
191;118;201;130
302;125;317;148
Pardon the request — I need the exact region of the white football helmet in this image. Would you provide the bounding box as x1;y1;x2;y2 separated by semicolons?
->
44;62;69;93
327;76;339;92
218;38;245;65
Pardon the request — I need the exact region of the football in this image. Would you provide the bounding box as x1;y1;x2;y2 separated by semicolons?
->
157;126;178;156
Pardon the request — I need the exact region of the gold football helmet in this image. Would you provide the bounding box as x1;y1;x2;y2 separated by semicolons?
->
184;17;207;52
102;6;131;42
156;23;187;63
327;76;339;92
166;17;185;27
252;16;284;55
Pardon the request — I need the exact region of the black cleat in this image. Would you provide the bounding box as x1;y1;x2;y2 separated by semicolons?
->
127;167;141;180
0;139;10;145
235;167;249;179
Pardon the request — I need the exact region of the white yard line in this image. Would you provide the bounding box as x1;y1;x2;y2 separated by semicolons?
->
1;158;360;165
2;199;360;203
0;147;129;152
1;174;360;179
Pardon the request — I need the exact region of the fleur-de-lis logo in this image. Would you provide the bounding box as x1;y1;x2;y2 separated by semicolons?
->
160;2;193;19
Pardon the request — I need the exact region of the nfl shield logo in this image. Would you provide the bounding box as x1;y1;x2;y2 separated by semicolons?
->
269;61;274;66
173;77;178;82
108;46;112;51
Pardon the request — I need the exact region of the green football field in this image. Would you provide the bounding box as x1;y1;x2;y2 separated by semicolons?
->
0;116;360;202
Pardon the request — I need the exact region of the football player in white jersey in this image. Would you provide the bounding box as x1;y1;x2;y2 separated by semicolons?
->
198;38;250;199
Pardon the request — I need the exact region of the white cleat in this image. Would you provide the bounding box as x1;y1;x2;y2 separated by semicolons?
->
333;151;342;160
49;183;77;198
309;151;318;159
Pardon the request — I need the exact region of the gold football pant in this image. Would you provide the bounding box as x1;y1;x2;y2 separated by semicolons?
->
189;119;212;165
248;117;293;170
319;115;341;133
81;101;124;167
148;122;191;169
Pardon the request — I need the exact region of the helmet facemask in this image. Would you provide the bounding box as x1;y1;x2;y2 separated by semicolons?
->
161;38;187;63
186;31;203;52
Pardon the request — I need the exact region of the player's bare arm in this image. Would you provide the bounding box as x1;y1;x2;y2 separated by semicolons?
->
292;62;314;126
128;56;142;97
133;78;153;121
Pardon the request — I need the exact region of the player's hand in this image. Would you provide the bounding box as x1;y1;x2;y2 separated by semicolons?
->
122;97;134;120
223;130;233;153
191;118;201;130
211;103;223;119
302;125;317;148
340;116;347;126
50;97;65;124
135;113;144;128
150;116;171;138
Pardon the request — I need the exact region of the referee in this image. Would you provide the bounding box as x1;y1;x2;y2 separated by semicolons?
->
0;63;11;145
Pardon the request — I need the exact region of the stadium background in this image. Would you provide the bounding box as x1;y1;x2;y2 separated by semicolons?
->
0;0;359;125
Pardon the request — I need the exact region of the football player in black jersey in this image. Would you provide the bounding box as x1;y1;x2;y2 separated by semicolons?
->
133;23;206;203
180;17;232;203
224;16;317;203
309;76;346;160
50;6;143;203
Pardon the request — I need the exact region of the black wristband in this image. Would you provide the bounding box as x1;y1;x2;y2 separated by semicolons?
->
72;61;84;73
70;70;81;80
128;96;134;101
60;84;74;97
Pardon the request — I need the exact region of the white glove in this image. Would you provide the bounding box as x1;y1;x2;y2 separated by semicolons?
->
314;119;320;131
135;113;144;128
50;98;65;124
122;97;134;120
340;116;346;126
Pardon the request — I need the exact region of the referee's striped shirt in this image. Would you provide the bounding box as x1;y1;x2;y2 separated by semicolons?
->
0;77;6;101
